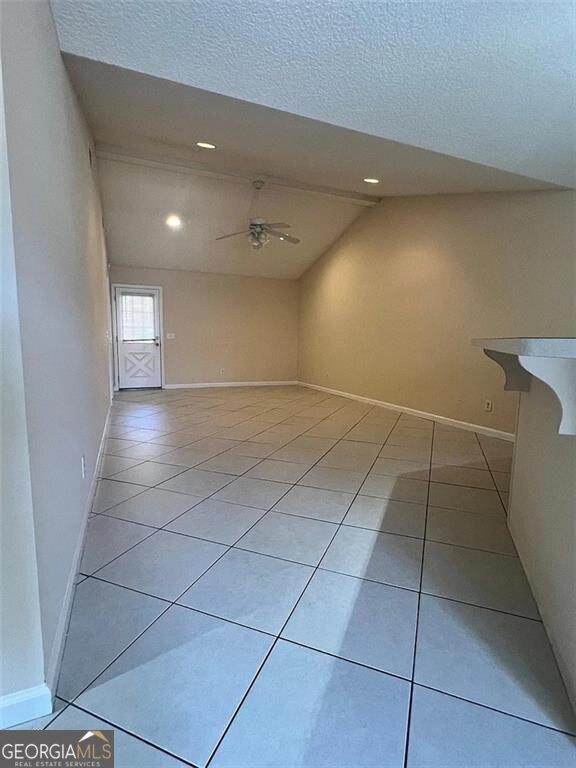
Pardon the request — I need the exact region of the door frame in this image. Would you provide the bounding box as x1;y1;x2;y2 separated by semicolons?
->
111;283;166;391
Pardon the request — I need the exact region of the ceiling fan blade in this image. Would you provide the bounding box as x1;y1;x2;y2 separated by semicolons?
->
215;230;249;241
264;222;291;229
267;229;300;244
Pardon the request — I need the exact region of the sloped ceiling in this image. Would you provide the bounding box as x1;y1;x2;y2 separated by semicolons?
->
53;0;576;186
66;58;559;281
63;56;557;198
97;156;365;279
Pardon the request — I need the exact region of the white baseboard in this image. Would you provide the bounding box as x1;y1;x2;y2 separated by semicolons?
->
164;380;299;389
299;381;515;442
0;683;52;729
44;403;112;692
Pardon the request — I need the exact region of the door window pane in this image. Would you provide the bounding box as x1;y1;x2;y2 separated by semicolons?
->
120;293;155;341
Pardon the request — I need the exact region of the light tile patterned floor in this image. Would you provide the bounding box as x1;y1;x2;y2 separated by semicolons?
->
16;386;576;766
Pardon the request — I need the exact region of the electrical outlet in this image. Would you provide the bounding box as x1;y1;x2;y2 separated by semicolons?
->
219;368;225;375
81;455;87;479
484;399;493;413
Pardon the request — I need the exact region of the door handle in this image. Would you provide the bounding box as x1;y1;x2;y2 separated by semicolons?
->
154;337;160;347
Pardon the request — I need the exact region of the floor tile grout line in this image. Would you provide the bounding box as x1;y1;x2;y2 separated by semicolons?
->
48;703;72;729
82;525;160;580
107;442;185;459
108;422;259;462
273;637;413;683
474;431;510;512
107;393;375;476
412;683;576;738
96;497;205;529
82;573;279;641
97;399;511;592
402;419;435;768
105;399;391;578
86;552;545;640
262;508;428;538
201;600;301;765
66;427;318;705
86;550;545;625
153;432;347;532
102;460;201;488
142;409;371;619
99;454;149;477
94;454;251;523
473;436;576;743
90;446;262;575
91;484;151;515
80;574;174;606
429;477;505;492
418;531;519;558
110;397;285;439
90;392;359;575
108;394;370;484
161;479;299;597
424;497;507;518
58;599;174;710
61;484;274;708
97;483;512;548
203;407;404;767
94;516;245;550
92;508;161;527
78;390;537;763
191;407;373;528
112;388;313;418
63;574;576;741
186;392;360;452
114;402;318;450
87;469;278;588
168;602;278;639
47;699;200;767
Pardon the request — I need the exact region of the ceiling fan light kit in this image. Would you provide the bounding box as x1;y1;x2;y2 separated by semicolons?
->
215;180;301;250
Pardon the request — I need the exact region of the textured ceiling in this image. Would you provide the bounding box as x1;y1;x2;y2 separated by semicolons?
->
64;56;557;198
97;156;365;279
52;0;576;186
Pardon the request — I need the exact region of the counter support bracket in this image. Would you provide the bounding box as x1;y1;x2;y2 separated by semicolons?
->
474;338;576;436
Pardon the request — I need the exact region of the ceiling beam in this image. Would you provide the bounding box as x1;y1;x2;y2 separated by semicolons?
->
95;144;381;207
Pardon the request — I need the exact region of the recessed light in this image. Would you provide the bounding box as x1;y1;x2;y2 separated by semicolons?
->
280;237;285;241
165;214;182;230
363;178;380;184
196;141;216;150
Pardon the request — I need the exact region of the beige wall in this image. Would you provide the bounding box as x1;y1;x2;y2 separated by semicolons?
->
0;36;47;721
110;266;299;385
2;0;111;691
509;378;576;707
299;190;576;433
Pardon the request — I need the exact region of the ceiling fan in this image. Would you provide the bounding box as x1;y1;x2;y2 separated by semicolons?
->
215;180;301;250
216;218;300;249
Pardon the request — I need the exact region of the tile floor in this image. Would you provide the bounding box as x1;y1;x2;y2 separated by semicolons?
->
14;386;576;766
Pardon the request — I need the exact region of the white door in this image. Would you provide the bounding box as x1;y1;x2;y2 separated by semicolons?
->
114;286;162;389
